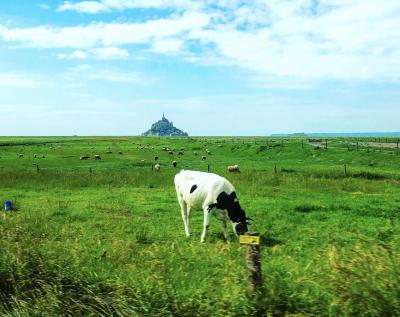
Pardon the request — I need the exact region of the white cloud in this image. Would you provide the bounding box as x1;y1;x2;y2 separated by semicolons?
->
57;0;201;14
39;3;50;10
186;0;400;81
0;11;209;48
58;47;129;60
0;72;49;88
87;70;140;83
1;1;400;82
58;50;88;60
150;38;184;54
58;1;109;13
63;64;153;84
92;47;129;59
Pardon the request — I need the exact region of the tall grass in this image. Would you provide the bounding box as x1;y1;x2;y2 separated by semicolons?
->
1;136;400;316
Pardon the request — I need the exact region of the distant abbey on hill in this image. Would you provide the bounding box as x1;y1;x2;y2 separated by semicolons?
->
142;114;188;137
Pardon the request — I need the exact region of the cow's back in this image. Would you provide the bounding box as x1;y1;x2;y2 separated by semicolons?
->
174;170;235;210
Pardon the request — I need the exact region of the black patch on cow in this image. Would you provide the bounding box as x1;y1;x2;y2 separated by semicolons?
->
235;223;246;234
190;184;198;194
207;191;248;231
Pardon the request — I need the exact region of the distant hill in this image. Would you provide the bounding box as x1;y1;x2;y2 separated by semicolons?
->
271;132;400;137
142;114;188;137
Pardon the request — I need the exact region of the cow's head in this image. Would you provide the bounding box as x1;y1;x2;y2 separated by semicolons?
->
225;192;251;235
232;211;253;235
213;191;252;236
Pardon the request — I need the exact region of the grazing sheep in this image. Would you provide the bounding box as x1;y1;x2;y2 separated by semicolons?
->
94;155;102;160
202;156;207;160
141;159;146;163
168;150;174;155
218;145;223;148
42;155;46;158
206;149;211;155
178;151;184;156
80;155;90;160
180;147;185;151
154;156;159;161
154;163;161;171
33;154;37;158
193;151;198;156
18;154;24;158
227;165;240;173
118;151;123;155
174;170;252;242
106;150;113;154
172;160;177;168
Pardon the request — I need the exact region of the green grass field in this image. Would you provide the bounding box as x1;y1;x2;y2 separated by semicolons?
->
1;136;400;316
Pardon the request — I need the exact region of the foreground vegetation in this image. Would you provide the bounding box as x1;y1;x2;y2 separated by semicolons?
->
1;136;400;316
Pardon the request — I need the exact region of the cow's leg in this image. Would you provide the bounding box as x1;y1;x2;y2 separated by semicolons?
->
200;207;210;243
178;196;190;237
222;219;228;240
212;209;229;241
231;222;240;237
185;206;192;237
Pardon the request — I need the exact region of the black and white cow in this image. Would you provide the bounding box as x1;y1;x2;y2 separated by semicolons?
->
174;170;251;242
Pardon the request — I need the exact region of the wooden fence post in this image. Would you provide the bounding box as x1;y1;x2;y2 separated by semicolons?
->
240;232;262;293
325;140;328;150
356;141;359;152
89;167;92;174
344;164;347;176
274;165;277;175
207;164;210;172
36;164;40;173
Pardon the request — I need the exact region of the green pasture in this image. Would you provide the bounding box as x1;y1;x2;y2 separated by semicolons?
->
0;136;399;316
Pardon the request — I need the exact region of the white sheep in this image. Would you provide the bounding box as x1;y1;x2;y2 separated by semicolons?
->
227;165;240;173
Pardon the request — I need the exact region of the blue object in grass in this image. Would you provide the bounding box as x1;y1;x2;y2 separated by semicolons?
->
4;201;13;211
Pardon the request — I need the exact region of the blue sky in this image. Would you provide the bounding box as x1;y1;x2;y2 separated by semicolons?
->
0;0;399;136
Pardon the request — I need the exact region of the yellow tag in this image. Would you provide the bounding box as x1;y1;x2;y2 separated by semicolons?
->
239;235;260;245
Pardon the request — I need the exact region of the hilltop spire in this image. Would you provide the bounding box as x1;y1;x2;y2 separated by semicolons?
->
142;114;188;136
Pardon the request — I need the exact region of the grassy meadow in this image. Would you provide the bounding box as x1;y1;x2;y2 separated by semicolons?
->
1;136;400;316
